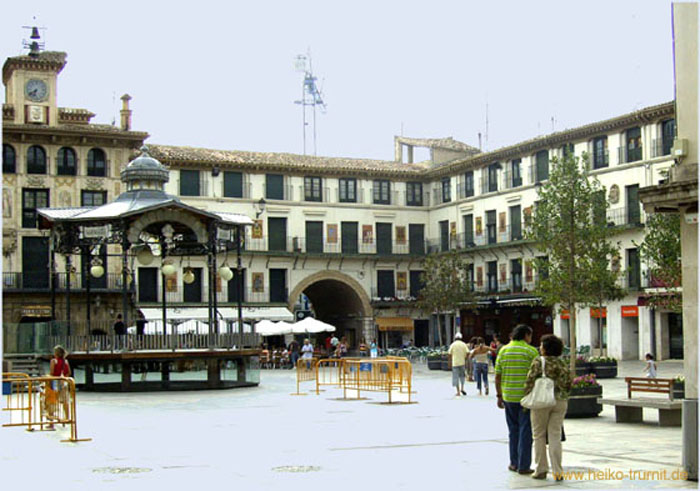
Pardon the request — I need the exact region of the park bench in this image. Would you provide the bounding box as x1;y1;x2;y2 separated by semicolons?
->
598;377;682;427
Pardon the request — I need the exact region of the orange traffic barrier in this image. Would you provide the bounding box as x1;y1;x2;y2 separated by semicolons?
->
2;373;91;443
292;358;317;396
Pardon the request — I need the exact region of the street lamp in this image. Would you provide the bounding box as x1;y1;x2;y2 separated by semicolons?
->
183;268;195;284
161;259;176;277
254;198;266;218
90;258;105;278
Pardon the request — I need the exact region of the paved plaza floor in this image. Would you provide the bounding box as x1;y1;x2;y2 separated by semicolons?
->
1;359;696;490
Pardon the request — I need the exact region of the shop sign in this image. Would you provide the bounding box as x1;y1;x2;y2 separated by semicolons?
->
621;306;639;317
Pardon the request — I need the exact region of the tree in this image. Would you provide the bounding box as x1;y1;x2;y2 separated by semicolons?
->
417;250;474;346
526;152;614;372
637;212;682;312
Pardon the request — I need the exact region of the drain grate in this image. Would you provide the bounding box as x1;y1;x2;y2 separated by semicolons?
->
272;465;321;473
92;467;152;475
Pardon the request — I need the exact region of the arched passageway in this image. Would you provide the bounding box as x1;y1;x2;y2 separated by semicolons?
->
288;272;372;348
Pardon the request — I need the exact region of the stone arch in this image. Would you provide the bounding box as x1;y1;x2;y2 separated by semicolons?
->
288;270;372;318
127;208;208;244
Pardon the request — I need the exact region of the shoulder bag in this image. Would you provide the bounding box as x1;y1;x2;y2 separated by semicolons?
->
520;357;556;409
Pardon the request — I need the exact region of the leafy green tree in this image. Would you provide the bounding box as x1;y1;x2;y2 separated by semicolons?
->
637;213;682;312
526;152;613;372
417;250;474;346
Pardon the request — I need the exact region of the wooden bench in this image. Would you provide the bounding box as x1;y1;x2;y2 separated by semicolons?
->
598;377;682;427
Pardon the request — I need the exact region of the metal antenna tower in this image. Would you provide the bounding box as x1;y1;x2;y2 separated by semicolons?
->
294;51;326;156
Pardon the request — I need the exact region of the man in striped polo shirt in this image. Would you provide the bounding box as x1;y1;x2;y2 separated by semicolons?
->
495;324;539;474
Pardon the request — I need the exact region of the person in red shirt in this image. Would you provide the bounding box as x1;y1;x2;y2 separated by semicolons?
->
324;335;332;355
45;345;71;428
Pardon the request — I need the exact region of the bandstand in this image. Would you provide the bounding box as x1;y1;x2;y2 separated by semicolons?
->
36;146;262;391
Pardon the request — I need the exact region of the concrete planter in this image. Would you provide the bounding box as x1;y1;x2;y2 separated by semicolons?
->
590;362;617;379
575;363;591;377
427;359;442;370
673;382;685;400
566;385;603;418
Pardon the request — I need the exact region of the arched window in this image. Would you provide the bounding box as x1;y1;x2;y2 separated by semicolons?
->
2;144;16;174
87;148;106;177
27;145;47;174
56;147;77;176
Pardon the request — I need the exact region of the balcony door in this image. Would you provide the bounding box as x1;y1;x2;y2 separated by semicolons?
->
138;267;158;303
341;222;358;254
22;237;49;289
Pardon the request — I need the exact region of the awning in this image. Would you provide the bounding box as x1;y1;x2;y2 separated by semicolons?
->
376;317;414;332
140;306;294;322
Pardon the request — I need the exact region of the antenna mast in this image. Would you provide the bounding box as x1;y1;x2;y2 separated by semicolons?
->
294;51;326;156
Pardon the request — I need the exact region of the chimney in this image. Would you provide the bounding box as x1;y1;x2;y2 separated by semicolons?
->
120;94;132;131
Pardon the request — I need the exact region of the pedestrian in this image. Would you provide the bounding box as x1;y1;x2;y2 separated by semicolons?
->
448;332;469;397
495;324;539;475
467;337;477;382
301;338;314;359
45;345;71;428
489;337;499;367
288;338;300;368
330;334;339;354
524;334;571;481
135;310;147;336
370;338;378;358
324;335;332;355
113;313;126;350
337;336;348;358
470;337;490;395
644;353;657;378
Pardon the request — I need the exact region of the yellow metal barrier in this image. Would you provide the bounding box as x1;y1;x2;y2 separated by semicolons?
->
340;357;413;404
315;358;344;395
292;358;317;396
2;373;91;443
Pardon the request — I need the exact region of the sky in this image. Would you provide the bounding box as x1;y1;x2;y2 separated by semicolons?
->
1;1;675;162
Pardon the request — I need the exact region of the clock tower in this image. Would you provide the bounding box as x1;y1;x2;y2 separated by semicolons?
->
2;28;66;126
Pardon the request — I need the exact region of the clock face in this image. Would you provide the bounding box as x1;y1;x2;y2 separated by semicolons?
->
25;79;48;102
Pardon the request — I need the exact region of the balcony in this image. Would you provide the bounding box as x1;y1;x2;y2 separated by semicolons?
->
299;185;331;203
456;182;475;199
242;234;426;256
427;225;525;253
370;287;416;304
605;206;646;228
590;150;610;170
651;138;673;158
336;186;365;204
404;190;431;207
221;181;252;199
618;146;643;165
2;272;133;292
142;288;289;305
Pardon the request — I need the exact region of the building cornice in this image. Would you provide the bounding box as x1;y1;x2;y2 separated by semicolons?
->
2;51;67;84
2;122;149;144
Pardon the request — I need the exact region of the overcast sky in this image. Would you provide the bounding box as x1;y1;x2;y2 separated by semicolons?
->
2;1;675;162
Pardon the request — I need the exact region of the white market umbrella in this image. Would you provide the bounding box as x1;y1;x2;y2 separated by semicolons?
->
256;319;292;336
292;316;336;334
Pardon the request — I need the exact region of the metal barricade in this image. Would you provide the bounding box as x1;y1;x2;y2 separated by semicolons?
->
292;358;317;396
315;358;344;395
341;357;413;404
2;373;91;443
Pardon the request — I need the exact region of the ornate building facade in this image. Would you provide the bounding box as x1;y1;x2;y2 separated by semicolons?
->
2;40;682;360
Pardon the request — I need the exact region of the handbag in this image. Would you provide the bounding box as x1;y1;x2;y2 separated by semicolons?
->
520;357;556;409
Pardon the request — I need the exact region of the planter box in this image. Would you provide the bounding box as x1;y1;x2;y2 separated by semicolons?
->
427;359;442;370
591;362;617;379
566;385;603;418
575;363;591;377
673;383;685;400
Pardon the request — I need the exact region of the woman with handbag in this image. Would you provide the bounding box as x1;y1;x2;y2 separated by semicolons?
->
523;334;572;481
